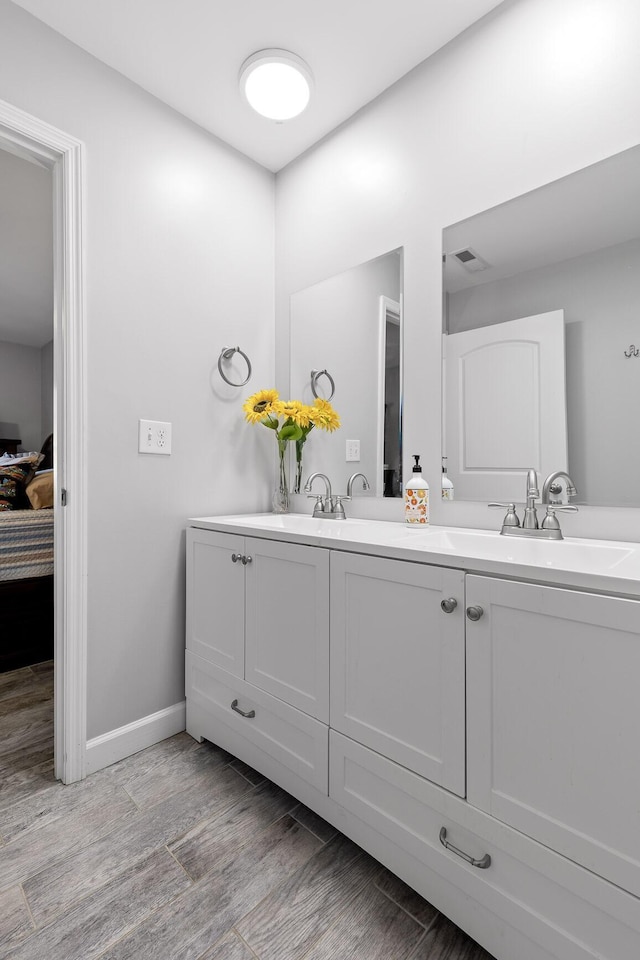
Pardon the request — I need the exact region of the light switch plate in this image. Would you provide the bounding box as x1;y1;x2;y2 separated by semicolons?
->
346;439;360;462
138;419;172;455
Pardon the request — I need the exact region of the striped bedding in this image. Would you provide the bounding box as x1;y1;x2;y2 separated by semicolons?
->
0;509;54;582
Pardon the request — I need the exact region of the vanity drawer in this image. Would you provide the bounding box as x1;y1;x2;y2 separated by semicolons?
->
186;651;328;793
330;731;640;960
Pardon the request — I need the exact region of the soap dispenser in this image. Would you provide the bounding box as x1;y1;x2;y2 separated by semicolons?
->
404;455;429;524
441;457;454;501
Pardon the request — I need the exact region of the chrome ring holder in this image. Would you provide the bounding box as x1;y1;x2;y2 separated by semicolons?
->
218;346;252;387
310;368;335;400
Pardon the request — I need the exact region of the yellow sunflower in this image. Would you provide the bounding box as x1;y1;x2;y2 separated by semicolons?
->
273;399;312;428
309;398;341;432
242;388;279;424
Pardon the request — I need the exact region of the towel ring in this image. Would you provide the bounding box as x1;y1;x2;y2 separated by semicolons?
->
218;346;252;387
310;368;335;401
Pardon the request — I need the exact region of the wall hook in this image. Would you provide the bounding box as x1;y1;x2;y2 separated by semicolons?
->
624;345;639;358
218;346;252;386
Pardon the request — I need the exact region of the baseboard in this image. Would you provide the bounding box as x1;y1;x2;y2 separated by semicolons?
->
85;701;186;775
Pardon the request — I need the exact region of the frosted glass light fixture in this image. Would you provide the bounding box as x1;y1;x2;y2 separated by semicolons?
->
240;49;312;121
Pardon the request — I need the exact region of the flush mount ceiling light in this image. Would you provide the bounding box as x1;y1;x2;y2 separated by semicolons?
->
239;49;313;121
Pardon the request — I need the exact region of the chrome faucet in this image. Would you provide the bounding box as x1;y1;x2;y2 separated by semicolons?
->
523;468;540;529
346;472;371;498
304;473;333;517
490;467;578;540
542;470;577;504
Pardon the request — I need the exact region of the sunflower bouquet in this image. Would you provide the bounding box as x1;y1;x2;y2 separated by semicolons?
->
243;389;340;510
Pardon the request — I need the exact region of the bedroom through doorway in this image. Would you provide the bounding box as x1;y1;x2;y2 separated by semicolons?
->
0;144;56;789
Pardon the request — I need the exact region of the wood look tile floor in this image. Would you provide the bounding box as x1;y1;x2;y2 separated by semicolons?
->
0;662;496;960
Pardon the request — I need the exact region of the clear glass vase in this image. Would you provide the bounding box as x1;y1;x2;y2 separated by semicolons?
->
293;437;306;495
272;440;290;513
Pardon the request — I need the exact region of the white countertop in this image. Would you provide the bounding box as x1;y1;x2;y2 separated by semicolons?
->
189;513;640;599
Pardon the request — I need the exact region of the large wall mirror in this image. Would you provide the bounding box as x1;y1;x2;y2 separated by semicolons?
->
290;248;403;497
442;143;640;507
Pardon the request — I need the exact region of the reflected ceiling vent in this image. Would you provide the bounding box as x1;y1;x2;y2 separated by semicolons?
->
450;246;490;273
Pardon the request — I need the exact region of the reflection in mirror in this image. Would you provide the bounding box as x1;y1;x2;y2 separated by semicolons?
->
290;248;403;497
442;143;640;507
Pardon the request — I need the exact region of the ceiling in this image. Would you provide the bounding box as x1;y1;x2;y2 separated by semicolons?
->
10;0;505;172
443;143;640;295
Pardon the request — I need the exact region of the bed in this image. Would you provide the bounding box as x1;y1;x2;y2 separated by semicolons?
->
0;438;55;672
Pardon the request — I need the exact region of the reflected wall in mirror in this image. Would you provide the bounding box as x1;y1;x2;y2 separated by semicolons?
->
290;248;403;497
442;143;640;507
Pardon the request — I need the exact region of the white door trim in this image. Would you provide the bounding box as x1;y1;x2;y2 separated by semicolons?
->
0;98;87;783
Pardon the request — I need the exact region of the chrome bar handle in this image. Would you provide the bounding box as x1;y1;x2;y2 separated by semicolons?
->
231;699;255;719
440;598;458;614
439;827;491;869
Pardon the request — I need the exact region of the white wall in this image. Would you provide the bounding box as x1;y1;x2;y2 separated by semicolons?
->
0;0;275;739
275;0;640;541
0;339;42;449
447;238;640;506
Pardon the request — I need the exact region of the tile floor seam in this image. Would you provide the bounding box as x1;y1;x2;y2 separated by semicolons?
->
407;927;432;960
373;876;444;934
164;841;198;883
233;927;261;959
18;883;37;934
120;784;143;813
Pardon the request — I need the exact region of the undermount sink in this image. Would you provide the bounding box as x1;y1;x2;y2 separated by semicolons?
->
205;513;413;541
409;527;636;572
190;513;640;581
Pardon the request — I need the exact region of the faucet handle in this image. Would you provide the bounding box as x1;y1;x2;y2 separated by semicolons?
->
541;504;578;531
306;494;325;517
489;503;521;527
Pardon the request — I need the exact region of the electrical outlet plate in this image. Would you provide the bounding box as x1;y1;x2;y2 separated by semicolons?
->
138;419;172;455
346;439;360;462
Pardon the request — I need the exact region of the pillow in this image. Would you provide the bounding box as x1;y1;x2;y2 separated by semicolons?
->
0;460;39;511
0;451;43;467
25;470;54;510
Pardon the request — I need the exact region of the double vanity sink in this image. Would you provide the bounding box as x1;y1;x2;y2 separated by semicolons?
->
190;511;640;597
186;509;640;960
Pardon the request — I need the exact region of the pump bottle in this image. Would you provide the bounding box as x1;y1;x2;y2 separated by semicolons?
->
404;455;429;524
441;457;454;500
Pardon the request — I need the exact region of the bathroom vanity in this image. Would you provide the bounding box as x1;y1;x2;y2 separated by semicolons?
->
185;514;640;960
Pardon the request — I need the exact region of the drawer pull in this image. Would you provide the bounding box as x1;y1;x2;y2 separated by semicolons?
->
440;597;457;614
231;698;255;719
439;827;491;869
466;605;484;621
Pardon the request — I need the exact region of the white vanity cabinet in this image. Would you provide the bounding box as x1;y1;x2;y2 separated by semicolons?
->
185;527;330;792
466;575;640;900
186;518;640;960
330;551;466;796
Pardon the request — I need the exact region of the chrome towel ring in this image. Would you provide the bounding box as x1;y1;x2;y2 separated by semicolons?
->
310;368;335;400
218;346;252;387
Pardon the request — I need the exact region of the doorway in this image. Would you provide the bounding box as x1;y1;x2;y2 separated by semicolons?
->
0;97;86;784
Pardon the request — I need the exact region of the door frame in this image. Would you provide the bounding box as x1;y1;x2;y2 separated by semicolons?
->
0;98;87;783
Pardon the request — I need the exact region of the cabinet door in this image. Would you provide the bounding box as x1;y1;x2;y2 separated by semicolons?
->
330;552;466;796
244;537;329;722
466;575;640;898
186;528;245;677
